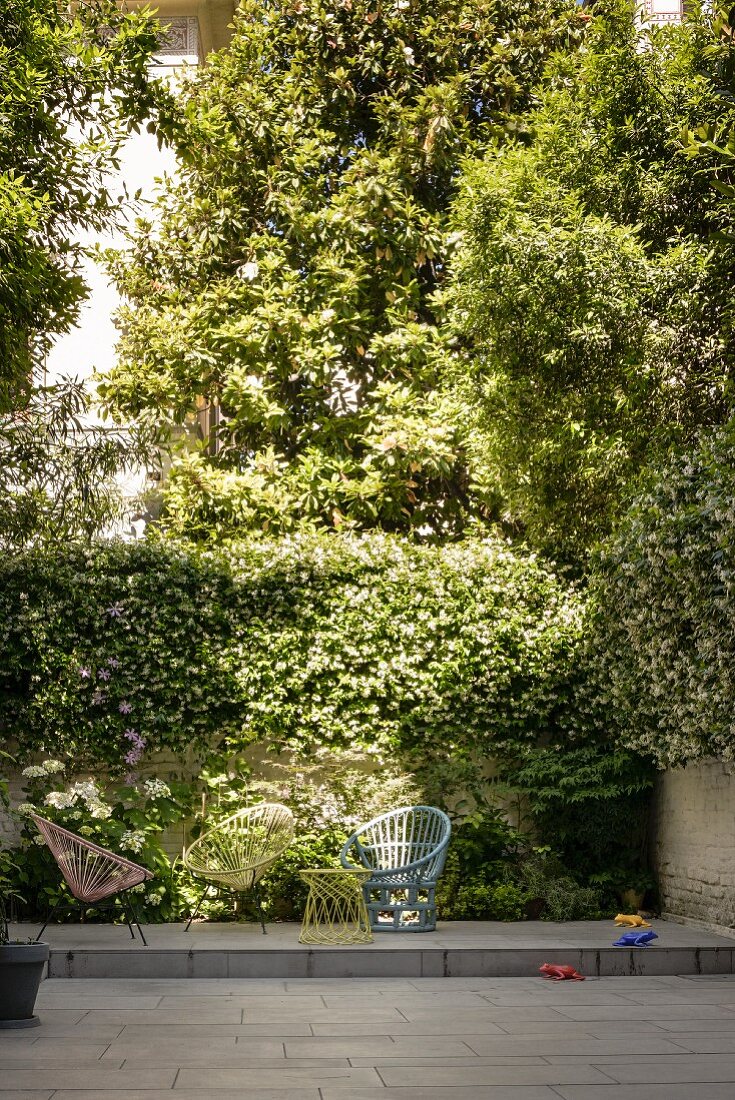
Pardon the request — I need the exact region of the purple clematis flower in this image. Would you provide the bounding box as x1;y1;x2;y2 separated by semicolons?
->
91;690;106;706
104;603;125;618
107;657;120;669
119;701;133;715
97;669;111;681
79;667;91;679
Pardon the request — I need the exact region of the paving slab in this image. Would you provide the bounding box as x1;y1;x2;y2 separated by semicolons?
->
555;1088;735;1100
319;1091;559;1100
0;975;732;1097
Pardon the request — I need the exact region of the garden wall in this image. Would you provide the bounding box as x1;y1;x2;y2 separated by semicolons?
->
652;760;735;934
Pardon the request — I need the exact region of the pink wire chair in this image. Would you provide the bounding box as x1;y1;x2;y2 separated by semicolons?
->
31;814;153;945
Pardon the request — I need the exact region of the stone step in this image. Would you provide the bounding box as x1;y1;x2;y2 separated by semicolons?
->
46;942;735;979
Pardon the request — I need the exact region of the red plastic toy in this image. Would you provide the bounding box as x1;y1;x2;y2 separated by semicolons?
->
539;962;585;981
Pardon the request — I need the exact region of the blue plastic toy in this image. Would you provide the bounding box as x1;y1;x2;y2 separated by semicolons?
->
613;929;658;948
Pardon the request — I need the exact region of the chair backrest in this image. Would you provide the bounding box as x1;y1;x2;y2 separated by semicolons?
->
31;814;151;903
184;803;295;877
341;805;451;880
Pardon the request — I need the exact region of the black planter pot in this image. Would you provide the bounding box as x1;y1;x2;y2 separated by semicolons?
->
0;942;49;1028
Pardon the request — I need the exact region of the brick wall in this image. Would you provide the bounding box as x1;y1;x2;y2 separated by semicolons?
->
651;759;735;934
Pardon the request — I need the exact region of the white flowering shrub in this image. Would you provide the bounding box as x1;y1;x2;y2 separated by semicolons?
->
0;533;584;771
591;423;735;767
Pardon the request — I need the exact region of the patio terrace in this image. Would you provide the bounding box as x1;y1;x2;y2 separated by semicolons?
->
10;919;735;979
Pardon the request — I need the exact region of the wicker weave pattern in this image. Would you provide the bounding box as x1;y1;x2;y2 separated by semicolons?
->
184;803;294;891
299;868;372;945
340;805;451;932
31;814;152;903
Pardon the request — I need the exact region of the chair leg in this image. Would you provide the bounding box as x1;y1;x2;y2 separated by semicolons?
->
120;896;136;940
254;884;267;935
36;898;61;942
123;894;148;947
185;883;211;932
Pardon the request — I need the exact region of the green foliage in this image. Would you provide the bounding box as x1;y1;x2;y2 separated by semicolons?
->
445;880;526;921
13;761;195;923
0;0;163;408
590;421;735;766
0;380;157;550
100;0;587;540
517;851;604;921
0;751;23;944
497;744;655;886
448;0;735;563
259;830;345;922
0;540;247;768
0;534;584;772
680;4;735;196
435;808;526;920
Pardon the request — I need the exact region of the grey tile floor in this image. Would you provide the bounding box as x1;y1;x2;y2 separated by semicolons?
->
3;976;735;1098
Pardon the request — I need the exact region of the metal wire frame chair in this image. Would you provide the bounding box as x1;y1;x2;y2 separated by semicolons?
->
340;805;451;932
183;803;294;933
31;814;152;945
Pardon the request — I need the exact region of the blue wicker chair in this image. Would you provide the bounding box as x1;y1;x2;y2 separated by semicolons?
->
340;805;451;932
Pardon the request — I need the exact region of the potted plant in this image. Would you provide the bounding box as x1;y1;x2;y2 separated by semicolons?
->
0;754;48;1029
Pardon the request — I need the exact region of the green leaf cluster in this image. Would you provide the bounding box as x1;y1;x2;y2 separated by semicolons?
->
591;420;735;766
447;0;735;563
99;0;587;539
0;0;164;409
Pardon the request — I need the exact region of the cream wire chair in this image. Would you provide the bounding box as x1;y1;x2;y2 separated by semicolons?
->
340;805;451;932
31;814;152;944
183;803;294;933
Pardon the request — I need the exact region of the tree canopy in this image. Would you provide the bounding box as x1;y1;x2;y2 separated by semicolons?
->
0;0;161;412
448;0;735;564
100;0;587;541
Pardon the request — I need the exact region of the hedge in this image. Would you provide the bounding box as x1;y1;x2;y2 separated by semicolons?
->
0;533;584;772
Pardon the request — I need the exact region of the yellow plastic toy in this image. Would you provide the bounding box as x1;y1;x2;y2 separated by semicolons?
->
614;913;651;928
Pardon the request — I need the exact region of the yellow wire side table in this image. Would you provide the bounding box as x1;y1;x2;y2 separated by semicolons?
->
299;868;373;945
